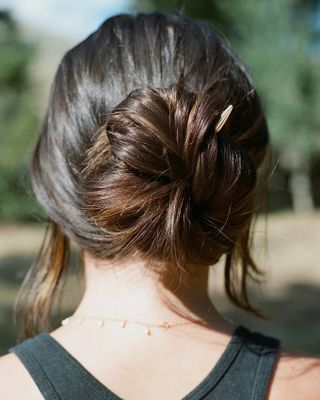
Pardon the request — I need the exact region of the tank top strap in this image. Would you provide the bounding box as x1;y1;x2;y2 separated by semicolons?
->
184;325;281;400
199;326;281;400
246;330;281;400
10;334;115;400
10;335;61;400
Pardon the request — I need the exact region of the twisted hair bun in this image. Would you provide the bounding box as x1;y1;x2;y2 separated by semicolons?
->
83;85;261;269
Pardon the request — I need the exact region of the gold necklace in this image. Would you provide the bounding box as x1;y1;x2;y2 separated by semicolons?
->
61;314;225;336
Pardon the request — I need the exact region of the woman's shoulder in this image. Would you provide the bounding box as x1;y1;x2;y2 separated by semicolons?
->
0;352;43;399
266;344;320;400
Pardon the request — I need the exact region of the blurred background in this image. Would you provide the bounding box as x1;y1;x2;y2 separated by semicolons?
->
0;0;320;356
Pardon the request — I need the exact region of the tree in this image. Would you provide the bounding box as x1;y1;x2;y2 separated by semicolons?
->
0;10;40;220
235;0;320;212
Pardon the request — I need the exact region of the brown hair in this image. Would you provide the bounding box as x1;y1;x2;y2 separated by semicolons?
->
16;11;272;337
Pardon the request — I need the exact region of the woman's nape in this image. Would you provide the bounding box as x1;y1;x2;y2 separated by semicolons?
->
67;250;232;333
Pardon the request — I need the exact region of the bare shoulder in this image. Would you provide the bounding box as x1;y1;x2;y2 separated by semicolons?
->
268;345;320;400
0;353;43;399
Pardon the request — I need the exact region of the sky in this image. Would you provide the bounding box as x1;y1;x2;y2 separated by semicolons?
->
0;0;132;39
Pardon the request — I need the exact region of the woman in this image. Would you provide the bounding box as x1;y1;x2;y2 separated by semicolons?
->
0;11;319;400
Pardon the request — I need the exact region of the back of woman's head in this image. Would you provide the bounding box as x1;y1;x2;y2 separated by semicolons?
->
21;11;270;336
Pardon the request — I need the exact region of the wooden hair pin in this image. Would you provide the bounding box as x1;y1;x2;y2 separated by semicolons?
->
215;104;233;133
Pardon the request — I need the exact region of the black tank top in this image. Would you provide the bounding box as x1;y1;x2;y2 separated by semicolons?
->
9;324;281;399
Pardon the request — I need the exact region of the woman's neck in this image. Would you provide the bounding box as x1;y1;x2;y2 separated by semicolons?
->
74;250;225;325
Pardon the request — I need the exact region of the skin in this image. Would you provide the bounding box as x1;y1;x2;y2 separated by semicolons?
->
0;250;320;399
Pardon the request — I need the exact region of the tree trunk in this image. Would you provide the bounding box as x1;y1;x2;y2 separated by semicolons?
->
288;167;314;212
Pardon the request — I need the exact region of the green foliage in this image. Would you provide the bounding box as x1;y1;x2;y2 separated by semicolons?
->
0;11;41;221
132;0;234;36
231;0;320;165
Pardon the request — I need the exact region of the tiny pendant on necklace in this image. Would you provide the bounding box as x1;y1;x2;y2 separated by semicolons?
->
121;320;127;328
145;327;152;336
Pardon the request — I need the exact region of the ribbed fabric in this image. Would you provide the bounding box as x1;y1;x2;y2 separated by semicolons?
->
10;324;281;400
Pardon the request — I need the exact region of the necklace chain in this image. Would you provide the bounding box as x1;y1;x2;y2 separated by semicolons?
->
61;314;224;336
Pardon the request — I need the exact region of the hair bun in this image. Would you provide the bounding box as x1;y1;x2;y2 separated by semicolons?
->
82;85;257;269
